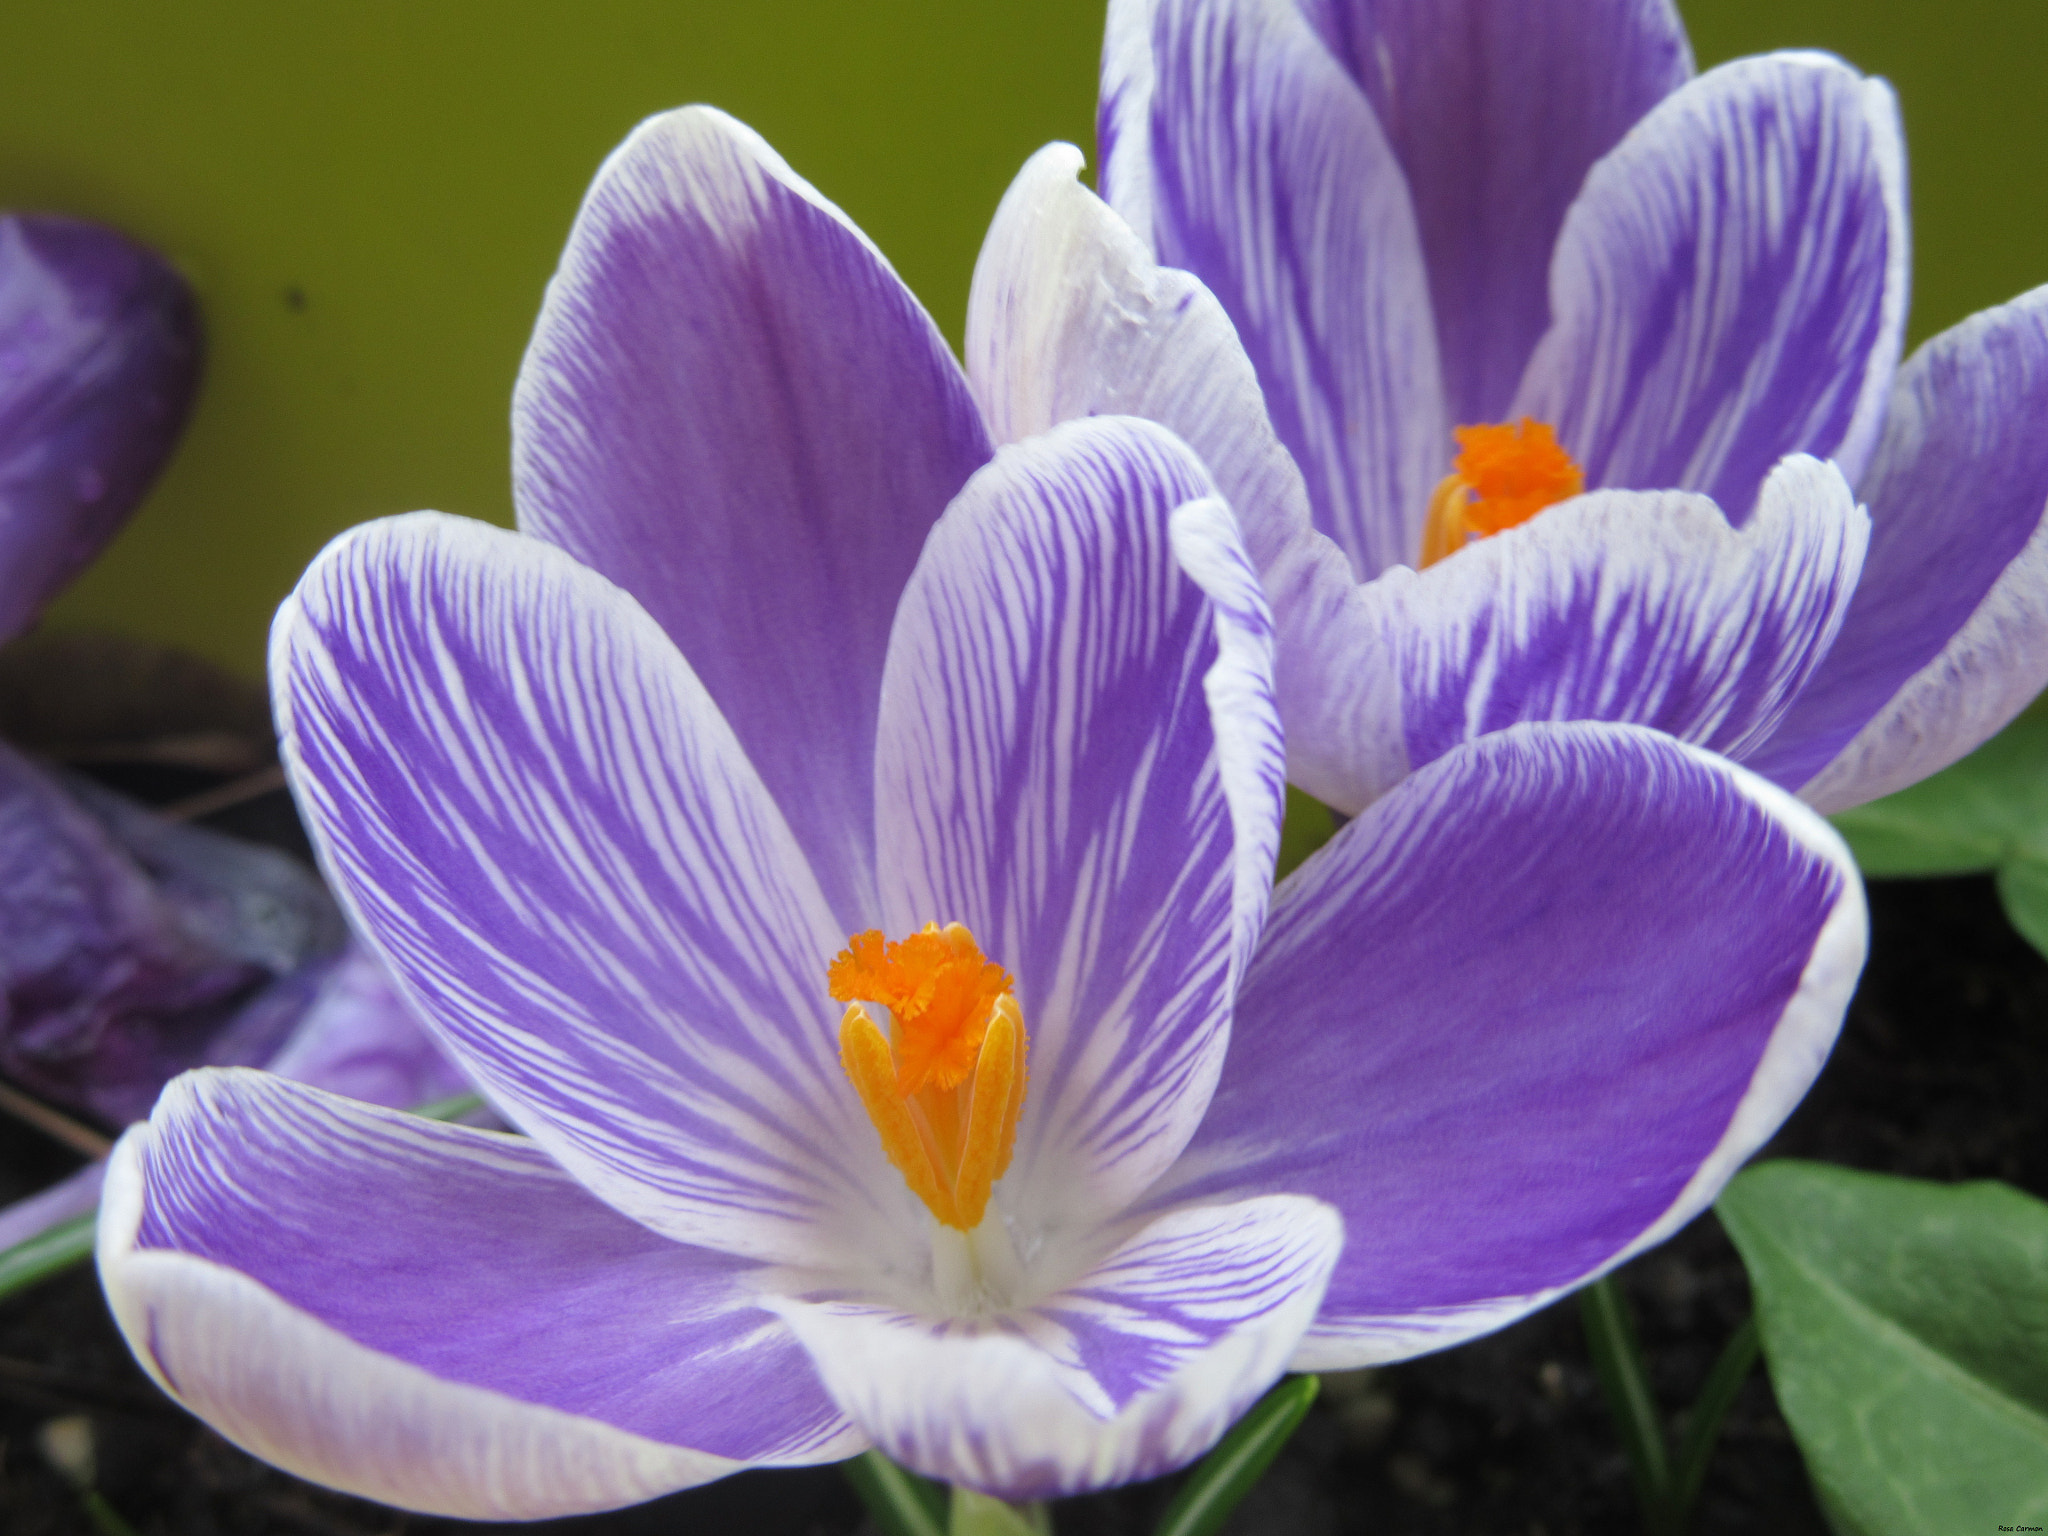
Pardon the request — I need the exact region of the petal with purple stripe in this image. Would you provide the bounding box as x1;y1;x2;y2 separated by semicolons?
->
273;513;900;1267
1382;455;1867;771
873;418;1280;1235
1103;0;1447;579
1751;287;2048;808
964;141;1401;808
1298;0;1693;424
1148;723;1863;1366
101;1070;860;1520
1515;53;1907;517
767;1193;1339;1498
513;106;991;930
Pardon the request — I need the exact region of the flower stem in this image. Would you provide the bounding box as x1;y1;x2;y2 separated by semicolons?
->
1578;1275;1671;1532
842;1451;946;1536
949;1487;1050;1536
1667;1315;1759;1529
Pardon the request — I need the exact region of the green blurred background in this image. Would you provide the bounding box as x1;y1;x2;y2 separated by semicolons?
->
0;0;2039;675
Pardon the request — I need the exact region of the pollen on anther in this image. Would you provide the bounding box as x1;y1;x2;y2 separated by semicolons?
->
1420;417;1586;567
829;923;1028;1231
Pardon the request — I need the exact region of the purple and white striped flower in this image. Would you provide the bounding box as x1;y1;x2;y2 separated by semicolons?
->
1072;0;2048;816
99;107;1866;1516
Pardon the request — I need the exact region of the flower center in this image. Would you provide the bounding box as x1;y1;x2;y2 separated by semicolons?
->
830;922;1029;1231
1419;418;1585;568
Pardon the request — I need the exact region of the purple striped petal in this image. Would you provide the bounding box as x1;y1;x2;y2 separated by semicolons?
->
1752;287;2048;808
965;142;1402;809
767;1193;1339;1498
873;418;1281;1235
1376;455;1867;772
273;513;901;1267
0;216;202;645
1516;53;1907;517
102;1070;859;1519
513;106;991;930
1298;0;1693;424
1103;0;1446;579
1149;723;1863;1366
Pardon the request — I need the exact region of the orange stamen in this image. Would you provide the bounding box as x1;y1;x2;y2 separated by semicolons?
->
1420;417;1585;567
831;923;1029;1230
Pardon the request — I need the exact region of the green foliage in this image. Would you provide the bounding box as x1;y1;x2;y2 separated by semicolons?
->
1830;710;2048;957
0;1211;95;1305
1152;1374;1320;1536
1718;1161;2048;1533
843;1451;946;1536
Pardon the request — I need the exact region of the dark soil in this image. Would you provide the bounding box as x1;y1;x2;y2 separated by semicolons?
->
4;801;2042;1534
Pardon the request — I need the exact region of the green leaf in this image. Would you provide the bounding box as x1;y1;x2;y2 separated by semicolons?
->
411;1091;485;1123
1718;1161;2048;1534
948;1487;1050;1536
1152;1374;1319;1536
1577;1276;1671;1526
842;1451;947;1536
1829;710;2048;877
0;1210;96;1303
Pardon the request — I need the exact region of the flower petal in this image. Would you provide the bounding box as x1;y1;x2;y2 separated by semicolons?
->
1375;455;1867;773
873;418;1280;1235
1150;722;1863;1366
1296;0;1693;424
0;216;202;645
1752;287;2048;809
102;1070;860;1520
765;1193;1339;1498
273;512;898;1266
965;141;1402;809
1102;0;1446;578
1515;53;1907;516
512;106;991;929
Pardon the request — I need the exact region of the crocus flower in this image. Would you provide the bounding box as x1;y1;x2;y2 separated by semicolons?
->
95;108;1863;1518
1088;0;2048;816
0;213;202;645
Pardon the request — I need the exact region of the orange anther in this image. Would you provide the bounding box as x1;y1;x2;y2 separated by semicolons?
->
1420;418;1585;567
831;924;1029;1231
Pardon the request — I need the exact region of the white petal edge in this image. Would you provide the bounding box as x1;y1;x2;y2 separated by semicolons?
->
98;1127;755;1520
1289;737;1866;1368
1168;496;1284;991
965;140;1404;810
765;1193;1340;1498
1798;514;2048;812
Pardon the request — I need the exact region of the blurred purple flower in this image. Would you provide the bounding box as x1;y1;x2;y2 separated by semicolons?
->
0;213;202;645
1042;0;2048;815
100;108;1863;1518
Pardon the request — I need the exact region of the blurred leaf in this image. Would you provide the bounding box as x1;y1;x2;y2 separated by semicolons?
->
1718;1161;2048;1534
0;1210;95;1303
949;1488;1049;1536
1153;1374;1319;1536
1830;710;2048;961
843;1451;946;1536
